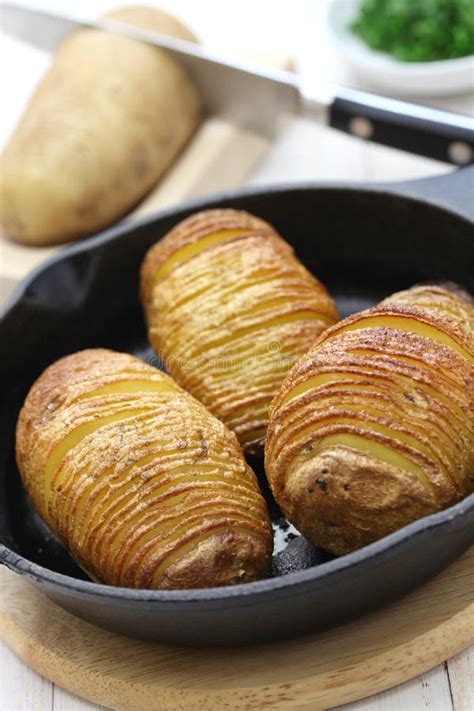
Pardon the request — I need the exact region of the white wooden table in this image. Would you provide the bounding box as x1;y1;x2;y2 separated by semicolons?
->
1;1;473;709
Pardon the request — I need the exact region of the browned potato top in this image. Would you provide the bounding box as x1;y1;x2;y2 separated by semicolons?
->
141;209;339;454
16;349;272;589
266;284;474;555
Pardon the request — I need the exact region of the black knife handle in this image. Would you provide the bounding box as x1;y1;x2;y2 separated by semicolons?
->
329;88;474;166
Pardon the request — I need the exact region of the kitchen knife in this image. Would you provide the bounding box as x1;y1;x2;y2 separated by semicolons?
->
1;1;473;165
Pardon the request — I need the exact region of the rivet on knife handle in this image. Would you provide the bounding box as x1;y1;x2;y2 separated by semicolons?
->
326;88;474;166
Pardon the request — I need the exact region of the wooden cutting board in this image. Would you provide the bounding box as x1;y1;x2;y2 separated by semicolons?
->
1;545;473;711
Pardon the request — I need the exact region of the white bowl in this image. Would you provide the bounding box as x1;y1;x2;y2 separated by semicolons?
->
327;0;474;97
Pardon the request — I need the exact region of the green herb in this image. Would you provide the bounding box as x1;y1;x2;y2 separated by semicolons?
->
350;0;474;62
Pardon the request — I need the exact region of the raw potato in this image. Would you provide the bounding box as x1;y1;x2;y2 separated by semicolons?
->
141;209;339;455
0;6;201;246
265;284;474;555
16;349;272;589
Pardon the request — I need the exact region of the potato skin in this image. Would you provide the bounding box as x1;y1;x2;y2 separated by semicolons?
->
0;6;200;246
140;209;339;455
16;349;272;589
265;285;474;555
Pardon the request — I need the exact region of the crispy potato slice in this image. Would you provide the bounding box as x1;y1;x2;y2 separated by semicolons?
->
266;284;474;555
141;209;339;454
16;349;272;589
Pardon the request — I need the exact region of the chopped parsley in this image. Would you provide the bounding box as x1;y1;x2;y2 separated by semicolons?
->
351;0;474;62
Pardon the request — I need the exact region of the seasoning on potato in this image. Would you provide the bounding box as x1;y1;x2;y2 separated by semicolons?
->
0;6;201;246
265;284;474;555
16;349;272;589
140;208;339;456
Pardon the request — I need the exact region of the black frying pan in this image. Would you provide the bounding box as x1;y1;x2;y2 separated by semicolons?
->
1;167;473;646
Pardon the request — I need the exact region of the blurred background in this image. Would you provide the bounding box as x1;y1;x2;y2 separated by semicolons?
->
1;0;473;188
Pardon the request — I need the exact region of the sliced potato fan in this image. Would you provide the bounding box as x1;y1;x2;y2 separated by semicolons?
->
141;209;339;454
16;349;272;589
265;284;474;555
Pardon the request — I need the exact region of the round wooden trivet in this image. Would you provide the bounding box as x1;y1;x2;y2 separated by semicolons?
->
1;545;473;710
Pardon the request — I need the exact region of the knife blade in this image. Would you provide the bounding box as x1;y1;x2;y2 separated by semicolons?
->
1;1;473;165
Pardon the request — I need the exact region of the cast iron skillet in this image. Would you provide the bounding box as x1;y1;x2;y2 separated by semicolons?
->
1;168;473;646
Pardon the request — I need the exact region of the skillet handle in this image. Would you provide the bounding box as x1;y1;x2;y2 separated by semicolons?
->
327;88;474;166
383;165;474;222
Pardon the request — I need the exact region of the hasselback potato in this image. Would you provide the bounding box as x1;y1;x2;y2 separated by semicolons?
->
141;209;339;454
16;349;272;589
0;6;200;245
265;284;474;555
